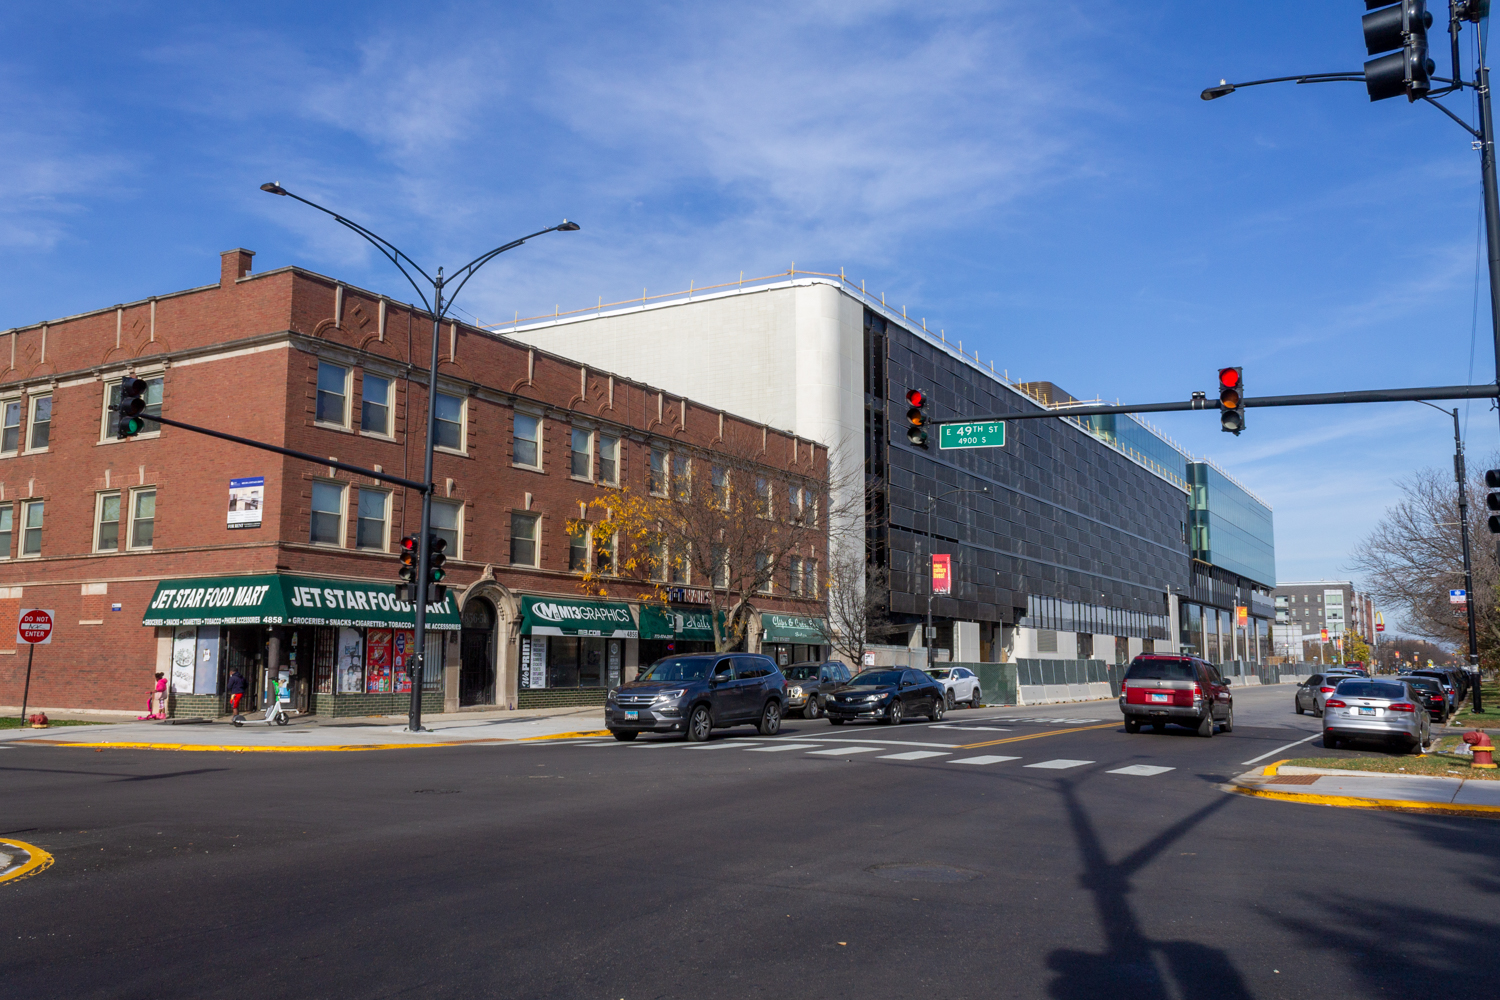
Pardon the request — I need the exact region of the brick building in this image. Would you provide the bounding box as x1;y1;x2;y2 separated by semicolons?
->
0;250;829;717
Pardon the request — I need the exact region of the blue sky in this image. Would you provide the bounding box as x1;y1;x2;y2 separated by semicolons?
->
2;1;1495;604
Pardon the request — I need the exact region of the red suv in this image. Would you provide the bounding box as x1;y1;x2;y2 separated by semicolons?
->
1119;654;1234;737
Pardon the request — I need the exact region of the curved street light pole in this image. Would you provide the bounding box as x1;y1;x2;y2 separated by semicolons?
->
923;486;989;668
261;183;580;731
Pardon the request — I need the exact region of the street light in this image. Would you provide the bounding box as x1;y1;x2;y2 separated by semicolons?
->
262;181;580;732
1414;399;1483;711
920;485;989;668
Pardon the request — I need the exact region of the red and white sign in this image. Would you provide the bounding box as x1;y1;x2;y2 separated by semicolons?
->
1375;612;1385;633
931;554;952;596
18;608;54;645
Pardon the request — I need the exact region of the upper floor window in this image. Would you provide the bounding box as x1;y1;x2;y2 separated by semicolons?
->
650;448;669;495
672;455;691;501
434;392;465;452
755;477;773;518
569;524;591;572
594;531;616;576
95;492;121;552
755;551;773;593
710;544;729;589
648;537;668;582
103;377;163;441
431;499;462;559
668;542;690;585
1;400;20;455
513;414;541;468
27;395;51;451
0;504;12;558
598;435;619;485
316;362;350;427
711;465;729;510
510;512;539;567
361;374;392;436
571;429;593;479
20;500;42;557
310;481;346;546
129;489;156;550
355;488;389;551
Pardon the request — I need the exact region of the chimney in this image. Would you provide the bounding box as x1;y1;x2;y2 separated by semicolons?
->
220;248;255;287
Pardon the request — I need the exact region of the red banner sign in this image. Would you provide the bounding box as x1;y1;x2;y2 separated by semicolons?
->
932;554;952;596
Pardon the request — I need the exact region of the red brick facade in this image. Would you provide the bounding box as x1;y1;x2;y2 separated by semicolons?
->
0;250;828;714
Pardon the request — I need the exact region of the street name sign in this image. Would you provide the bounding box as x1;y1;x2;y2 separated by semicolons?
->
18;608;53;645
938;421;1005;450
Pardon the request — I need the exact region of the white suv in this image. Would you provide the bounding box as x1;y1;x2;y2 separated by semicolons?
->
925;666;983;709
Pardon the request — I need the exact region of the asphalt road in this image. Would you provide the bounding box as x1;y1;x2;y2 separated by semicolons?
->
3;684;1494;999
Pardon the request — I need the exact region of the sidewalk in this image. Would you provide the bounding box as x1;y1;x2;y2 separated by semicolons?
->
1232;762;1500;816
0;705;609;752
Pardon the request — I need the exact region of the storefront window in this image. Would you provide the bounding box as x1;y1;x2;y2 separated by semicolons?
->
1204;608;1220;664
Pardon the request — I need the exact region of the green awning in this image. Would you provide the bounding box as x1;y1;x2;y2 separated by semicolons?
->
142;574;461;630
760;612;830;643
519;596;637;638
638;605;721;642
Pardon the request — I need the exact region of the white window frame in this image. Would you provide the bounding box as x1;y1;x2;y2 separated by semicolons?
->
95;490;122;553
598;434;620;486
359;371;394;438
594;530;617;577
19;499;43;558
100;374;165;443
0;397;21;457
648;537;668;583
672;454;691;501
570;427;594;481
128;487;156;551
25;393;51;454
650;448;669;496
433;390;467;455
315;362;352;429
755;551;774;594
354;487;390;552
431;499;463;560
512;412;542;470
668;540;690;585
789;555;803;597
309;480;348;547
510;512;540;567
0;502;13;559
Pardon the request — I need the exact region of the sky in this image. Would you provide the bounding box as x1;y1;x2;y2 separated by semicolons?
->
2;1;1496;608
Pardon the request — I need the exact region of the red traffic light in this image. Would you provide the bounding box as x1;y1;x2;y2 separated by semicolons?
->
906;388;925;407
1217;367;1240;389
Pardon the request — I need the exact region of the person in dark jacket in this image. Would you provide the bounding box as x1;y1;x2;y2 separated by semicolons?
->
227;668;248;719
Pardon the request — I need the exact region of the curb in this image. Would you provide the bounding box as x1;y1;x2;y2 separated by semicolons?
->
18;729;614;753
1231;784;1500;818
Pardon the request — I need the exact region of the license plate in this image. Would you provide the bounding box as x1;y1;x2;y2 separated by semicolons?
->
625;710;639;720
1358;707;1375;716
1150;693;1169;703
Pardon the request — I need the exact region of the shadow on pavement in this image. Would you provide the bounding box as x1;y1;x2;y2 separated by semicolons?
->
1046;780;1252;1000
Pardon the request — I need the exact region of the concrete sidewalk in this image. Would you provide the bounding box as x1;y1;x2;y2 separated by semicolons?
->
1232;762;1500;815
0;705;609;751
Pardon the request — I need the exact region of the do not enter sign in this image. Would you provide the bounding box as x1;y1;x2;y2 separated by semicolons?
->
18;609;53;645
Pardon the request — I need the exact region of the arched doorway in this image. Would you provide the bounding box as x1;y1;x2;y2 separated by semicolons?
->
460;597;496;706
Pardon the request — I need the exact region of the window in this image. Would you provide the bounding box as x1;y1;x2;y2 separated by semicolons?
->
511;512;539;566
316;362;350;426
650;448;669;495
95;492;121;551
513;414;540;468
310;481;346;546
669;542;689;585
431;500;462;558
434;392;464;451
648;537;668;582
711;545;729;588
755;477;773;518
1;400;19;454
672;455;690;500
598;435;619;485
789;485;803;522
360;374;392;435
789;556;803;596
712;465;729;510
570;524;591;572
27;395;51;451
355;489;388;551
129;489;156;549
104;377;163;440
571;428;592;479
20;500;42;557
595;532;616;575
755;551;773;593
805;558;818;595
0;505;11;557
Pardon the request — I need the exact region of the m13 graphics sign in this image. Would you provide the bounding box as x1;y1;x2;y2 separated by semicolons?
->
931;554;952;596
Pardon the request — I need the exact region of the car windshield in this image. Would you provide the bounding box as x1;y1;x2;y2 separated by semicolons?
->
850;670;903;687
1334;681;1406;700
783;665;821;681
1414;673;1450;685
637;658;712;682
1124;658;1194;681
927;669;951;679
1403;677;1442;692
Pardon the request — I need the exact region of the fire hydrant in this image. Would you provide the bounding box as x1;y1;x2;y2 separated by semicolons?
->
26;712;48;729
1464;731;1495;769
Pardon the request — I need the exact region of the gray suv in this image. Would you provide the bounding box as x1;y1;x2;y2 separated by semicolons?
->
607;653;786;742
782;660;852;718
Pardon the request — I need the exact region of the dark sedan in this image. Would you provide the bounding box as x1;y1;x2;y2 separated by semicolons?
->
1400;675;1449;724
824;668;946;726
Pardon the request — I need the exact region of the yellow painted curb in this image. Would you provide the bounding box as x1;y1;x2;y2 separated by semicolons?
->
1262;759;1291;777
0;839;55;884
519;730;612;741
1233;785;1500;817
959;721;1119;750
23;728;614;753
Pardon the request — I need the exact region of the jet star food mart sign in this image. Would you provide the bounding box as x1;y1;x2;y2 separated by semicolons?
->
142;574;461;630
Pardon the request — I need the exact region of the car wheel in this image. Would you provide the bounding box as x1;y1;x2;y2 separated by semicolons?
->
1294;699;1304;716
930;695;945;722
804;697;821;720
1405;737;1424;755
945;690;956;711
758;700;782;736
970;687;983;709
886;700;904;726
611;729;638;742
1323;732;1338;750
687;705;713;742
1196;710;1215;738
828;717;845;726
1313;705;1323;718
1222;706;1234;733
1125;718;1140;734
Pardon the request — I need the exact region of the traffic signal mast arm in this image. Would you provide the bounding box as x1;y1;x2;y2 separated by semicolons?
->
934;382;1499;425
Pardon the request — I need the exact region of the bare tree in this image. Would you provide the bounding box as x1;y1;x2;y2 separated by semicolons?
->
822;547;893;666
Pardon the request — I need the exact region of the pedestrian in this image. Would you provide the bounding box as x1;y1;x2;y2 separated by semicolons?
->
137;672;168;720
227;667;247;719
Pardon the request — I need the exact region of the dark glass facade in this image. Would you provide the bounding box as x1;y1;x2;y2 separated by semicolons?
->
1188;463;1276;587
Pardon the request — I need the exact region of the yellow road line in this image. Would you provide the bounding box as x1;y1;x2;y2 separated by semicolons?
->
1233;785;1500;817
958;721;1119;749
0;839;55;884
519;730;612;741
1262;759;1290;777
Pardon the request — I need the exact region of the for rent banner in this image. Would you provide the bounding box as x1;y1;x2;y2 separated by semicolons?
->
932;554;952;596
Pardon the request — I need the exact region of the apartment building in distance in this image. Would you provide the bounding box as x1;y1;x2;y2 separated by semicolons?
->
1272;581;1377;663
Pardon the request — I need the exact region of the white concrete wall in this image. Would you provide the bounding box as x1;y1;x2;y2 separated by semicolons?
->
954;622;980;662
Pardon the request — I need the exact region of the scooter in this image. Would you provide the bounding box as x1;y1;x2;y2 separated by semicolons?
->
232;681;296;727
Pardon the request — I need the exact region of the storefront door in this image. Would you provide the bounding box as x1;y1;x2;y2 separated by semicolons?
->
460;598;497;706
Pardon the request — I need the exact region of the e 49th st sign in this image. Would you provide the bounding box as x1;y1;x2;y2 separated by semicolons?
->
938;421;1005;450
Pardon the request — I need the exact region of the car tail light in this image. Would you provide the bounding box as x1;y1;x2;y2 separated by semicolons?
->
1192;684;1203;700
1387;703;1416;713
1319;686;1336;694
1325;699;1347;708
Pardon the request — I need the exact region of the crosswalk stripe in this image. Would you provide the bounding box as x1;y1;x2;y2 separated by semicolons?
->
1106;764;1175;776
878;750;949;761
948;755;1021;765
1024;759;1094;770
744;743;819;752
805;746;883;756
683;741;761;749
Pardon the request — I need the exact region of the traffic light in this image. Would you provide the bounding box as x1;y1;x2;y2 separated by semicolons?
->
1363;0;1434;102
396;535;419;602
1218;367;1244;435
115;377;149;439
905;388;929;448
1485;470;1500;533
428;533;448;604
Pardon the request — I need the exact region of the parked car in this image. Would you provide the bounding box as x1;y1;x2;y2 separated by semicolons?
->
925;665;984;709
782;660;852;718
1322;678;1431;753
1399;674;1449;725
606;653;786;742
824;668;946;726
1410;669;1459;714
1119;654;1233;737
1294;671;1362;717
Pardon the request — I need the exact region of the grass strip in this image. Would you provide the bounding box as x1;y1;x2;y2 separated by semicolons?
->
1286;736;1500;780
